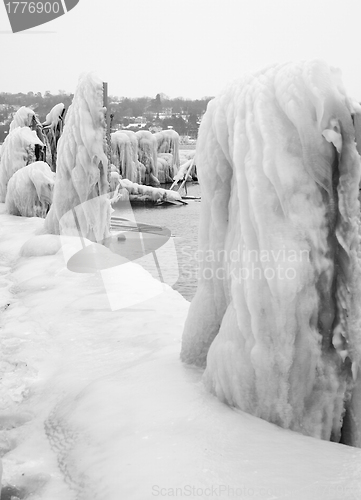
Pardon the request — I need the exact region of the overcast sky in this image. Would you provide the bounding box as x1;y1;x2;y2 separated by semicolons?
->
1;0;361;99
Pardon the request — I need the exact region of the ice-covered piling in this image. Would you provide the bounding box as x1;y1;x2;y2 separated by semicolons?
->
181;60;361;447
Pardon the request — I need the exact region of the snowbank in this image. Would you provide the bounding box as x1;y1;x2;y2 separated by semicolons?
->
181;60;361;447
0;205;361;499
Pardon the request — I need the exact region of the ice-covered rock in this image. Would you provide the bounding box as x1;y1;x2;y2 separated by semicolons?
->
5;161;55;218
181;60;361;447
0;127;44;202
44;72;110;242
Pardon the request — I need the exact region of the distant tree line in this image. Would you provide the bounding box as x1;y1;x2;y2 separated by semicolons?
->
0;91;214;141
0;90;74;142
109;93;213;135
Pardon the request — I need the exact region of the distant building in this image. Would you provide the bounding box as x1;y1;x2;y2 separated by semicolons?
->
158;108;173;119
134;116;147;126
149;125;162;133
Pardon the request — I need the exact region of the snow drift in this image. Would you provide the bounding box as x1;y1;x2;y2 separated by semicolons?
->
5;161;55;218
44;72;110;242
181;60;361;447
1;203;361;499
0;126;44;202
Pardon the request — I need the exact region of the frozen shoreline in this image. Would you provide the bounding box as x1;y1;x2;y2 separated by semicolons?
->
0;205;361;499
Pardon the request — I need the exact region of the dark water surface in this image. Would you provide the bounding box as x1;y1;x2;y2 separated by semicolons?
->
131;183;201;302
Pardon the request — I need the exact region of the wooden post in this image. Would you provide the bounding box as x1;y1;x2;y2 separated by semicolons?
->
103;82;112;186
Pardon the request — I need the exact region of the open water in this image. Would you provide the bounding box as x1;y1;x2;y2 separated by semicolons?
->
131;182;201;302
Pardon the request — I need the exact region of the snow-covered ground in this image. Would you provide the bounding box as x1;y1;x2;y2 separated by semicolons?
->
0;204;361;500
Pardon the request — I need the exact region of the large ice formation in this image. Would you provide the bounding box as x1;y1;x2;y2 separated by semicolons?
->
178;150;197;180
10;106;46;155
110;131;136;181
173;156;197;183
135;130;160;186
42;103;65;130
44;72;110;242
157;153;174;183
42;102;66;171
5;161;55;218
181;60;361;447
117;130;141;179
0;127;44;202
154;129;180;171
9;106;38;131
116;178;182;203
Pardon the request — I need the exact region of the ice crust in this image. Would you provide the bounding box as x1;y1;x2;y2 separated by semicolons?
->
181;60;361;446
